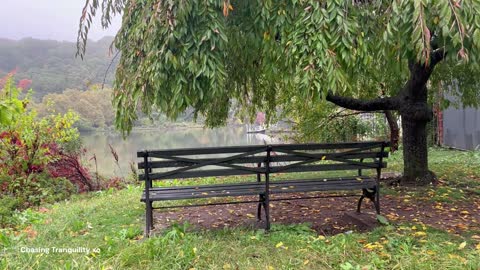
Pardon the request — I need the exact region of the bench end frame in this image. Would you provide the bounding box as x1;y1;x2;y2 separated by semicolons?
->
144;151;154;237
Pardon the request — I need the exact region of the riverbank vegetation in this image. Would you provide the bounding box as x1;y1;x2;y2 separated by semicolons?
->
31;86;208;132
0;78;135;227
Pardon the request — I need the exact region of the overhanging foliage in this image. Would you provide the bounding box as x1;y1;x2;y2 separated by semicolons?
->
78;0;480;134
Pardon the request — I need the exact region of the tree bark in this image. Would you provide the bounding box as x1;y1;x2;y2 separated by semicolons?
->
384;110;399;152
395;61;438;185
400;115;435;185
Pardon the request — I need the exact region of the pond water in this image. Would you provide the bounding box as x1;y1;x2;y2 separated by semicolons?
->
81;126;274;177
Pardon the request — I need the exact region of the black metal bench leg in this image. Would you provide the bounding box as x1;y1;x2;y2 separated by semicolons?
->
367;186;381;215
257;194;264;220
149;201;155;229
374;186;380;214
357;194;366;213
357;188;380;214
256;165;263;221
145;201;153;237
263;200;270;230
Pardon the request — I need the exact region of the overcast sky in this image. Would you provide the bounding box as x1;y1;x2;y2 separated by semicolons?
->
0;0;121;41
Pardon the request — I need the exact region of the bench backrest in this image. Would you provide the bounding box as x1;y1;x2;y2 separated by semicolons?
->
137;141;389;182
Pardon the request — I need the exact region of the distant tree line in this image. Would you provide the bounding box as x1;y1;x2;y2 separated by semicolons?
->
0;37;117;100
32;86;201;131
32;86;115;130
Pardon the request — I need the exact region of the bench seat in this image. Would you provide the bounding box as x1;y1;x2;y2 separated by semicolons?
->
269;176;376;194
141;176;375;202
141;182;265;201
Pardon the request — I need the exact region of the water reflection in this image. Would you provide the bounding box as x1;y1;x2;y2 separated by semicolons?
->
81;126;264;177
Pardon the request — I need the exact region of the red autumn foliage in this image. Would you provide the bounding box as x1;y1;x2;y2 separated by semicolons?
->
47;147;98;193
0;69;32;90
17;79;32;90
0;69;17;89
0;130;47;177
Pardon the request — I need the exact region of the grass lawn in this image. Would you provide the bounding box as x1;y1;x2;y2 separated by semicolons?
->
1;147;479;270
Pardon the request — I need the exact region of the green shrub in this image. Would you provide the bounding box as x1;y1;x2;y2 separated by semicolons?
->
0;196;21;226
0;173;75;209
34;174;76;204
0;77;82;227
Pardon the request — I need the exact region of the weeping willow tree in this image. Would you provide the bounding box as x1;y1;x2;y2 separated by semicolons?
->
78;0;480;185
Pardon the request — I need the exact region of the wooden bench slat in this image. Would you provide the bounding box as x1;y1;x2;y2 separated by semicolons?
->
268;163;386;174
149;182;264;192
139;162;386;180
148;176;372;192
141;183;265;201
137;141;388;157
268;176;372;186
141;178;376;201
138;152;388;169
140;168;259;180
269;179;376;194
138;145;267;157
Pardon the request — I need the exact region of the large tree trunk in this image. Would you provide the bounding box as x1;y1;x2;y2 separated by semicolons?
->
400;115;435;185
397;61;437;185
326;51;445;186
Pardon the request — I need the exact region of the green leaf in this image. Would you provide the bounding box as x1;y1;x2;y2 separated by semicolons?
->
377;214;389;226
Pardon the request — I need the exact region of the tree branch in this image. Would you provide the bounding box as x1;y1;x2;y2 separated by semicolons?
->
326;91;400;111
430;48;446;66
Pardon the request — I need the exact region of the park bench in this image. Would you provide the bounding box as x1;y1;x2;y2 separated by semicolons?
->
138;141;389;236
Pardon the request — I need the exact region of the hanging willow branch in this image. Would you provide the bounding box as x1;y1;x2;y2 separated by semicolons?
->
76;0;125;59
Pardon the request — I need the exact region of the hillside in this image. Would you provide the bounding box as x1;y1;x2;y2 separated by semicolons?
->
0;37;117;100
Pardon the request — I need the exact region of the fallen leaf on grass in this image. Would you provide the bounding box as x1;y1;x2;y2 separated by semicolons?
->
455;223;469;230
363;242;383;251
448;254;467;264
23;226;38;239
413;231;427;237
458;241;467;250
